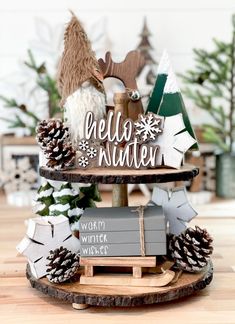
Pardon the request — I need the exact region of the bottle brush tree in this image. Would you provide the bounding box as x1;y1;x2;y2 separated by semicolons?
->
181;14;235;153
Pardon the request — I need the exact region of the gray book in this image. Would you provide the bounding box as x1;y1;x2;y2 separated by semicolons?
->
80;242;166;257
80;230;166;245
80;206;165;232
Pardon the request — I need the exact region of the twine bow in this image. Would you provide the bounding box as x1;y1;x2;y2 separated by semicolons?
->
131;205;146;256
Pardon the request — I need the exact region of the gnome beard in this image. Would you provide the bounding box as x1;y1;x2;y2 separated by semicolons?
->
64;81;106;147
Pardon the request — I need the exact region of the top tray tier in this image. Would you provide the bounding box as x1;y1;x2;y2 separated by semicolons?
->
40;164;199;184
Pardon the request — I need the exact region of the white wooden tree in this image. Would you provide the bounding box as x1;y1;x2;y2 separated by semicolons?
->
16;215;80;279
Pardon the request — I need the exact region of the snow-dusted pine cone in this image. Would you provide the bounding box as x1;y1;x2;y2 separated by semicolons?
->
168;226;213;272
45;139;76;170
46;246;79;283
36;119;69;150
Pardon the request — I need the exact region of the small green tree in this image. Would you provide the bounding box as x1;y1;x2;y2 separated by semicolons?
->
33;181;55;216
49;183;102;231
181;15;235;152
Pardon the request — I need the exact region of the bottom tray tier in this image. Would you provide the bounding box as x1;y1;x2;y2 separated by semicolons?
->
26;262;213;308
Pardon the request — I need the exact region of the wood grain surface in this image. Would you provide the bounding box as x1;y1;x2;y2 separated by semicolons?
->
80;257;157;267
98;51;145;121
0;135;37;146
39;164;199;184
77;268;201;288
0;193;235;323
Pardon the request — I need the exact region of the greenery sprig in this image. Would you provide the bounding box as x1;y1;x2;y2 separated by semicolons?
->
0;50;61;136
181;14;235;152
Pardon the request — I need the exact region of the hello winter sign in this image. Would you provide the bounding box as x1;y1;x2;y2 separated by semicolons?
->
77;111;163;169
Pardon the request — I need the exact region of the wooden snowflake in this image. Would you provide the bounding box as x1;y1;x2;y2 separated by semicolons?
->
78;156;89;168
0;157;37;193
86;147;97;159
134;113;162;142
16;215;80;279
78;139;89;151
151;186;197;235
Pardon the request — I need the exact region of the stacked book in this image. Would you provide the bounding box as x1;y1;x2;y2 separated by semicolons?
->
80;206;166;257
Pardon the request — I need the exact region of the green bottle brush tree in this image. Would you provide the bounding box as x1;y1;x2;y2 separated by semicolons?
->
34;181;102;231
181;14;235;198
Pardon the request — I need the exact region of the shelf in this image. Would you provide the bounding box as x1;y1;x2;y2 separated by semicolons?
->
40;164;199;184
26;261;213;307
0;135;37;146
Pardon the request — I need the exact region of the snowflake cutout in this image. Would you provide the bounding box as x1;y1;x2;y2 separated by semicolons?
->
16;215;80;279
152;114;197;169
87;147;97;159
151;186;197;235
78;156;89;168
0;157;37;194
134;113;162;142
78;139;89;151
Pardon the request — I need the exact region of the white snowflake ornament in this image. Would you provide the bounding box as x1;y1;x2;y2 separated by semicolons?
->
151;186;197;235
134;113;162;142
152;114;197;168
78;139;89;151
16;215;80;279
78;156;89;168
87;147;97;159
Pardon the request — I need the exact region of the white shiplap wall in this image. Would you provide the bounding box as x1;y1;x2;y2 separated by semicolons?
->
0;0;235;133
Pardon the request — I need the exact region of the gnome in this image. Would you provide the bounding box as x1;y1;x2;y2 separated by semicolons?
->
57;12;106;147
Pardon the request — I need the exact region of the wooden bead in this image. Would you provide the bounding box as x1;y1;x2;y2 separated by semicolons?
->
72;303;89;310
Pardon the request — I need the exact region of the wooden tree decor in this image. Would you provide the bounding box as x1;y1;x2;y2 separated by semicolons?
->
98;51;145;121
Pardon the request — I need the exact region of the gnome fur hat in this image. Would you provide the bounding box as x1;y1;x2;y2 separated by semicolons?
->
57;12;106;146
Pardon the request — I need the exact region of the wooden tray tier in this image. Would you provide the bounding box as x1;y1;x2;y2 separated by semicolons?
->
40;164;199;184
26;262;213;307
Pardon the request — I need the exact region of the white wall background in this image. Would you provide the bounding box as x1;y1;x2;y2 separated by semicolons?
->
0;0;235;134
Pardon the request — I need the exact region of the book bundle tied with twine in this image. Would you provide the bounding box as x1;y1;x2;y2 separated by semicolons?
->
79;206;166;257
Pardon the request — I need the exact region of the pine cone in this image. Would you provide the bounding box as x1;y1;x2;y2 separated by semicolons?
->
36;119;69;150
45;139;76;170
46;246;79;283
168;226;213;272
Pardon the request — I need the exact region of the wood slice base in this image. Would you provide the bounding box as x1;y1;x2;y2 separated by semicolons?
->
39;164;199;184
26;262;213;307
